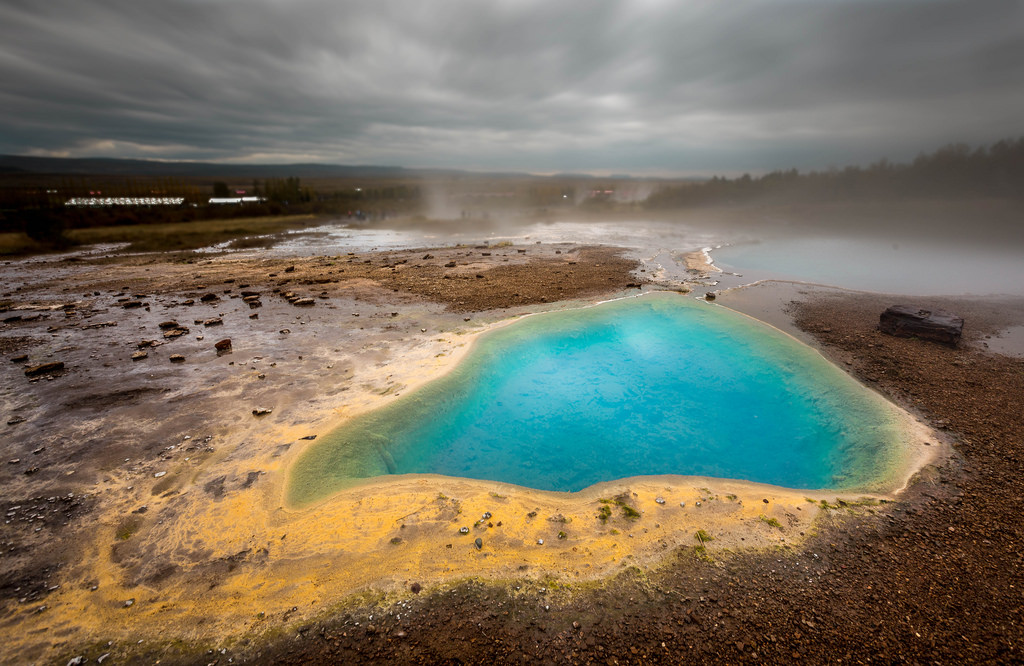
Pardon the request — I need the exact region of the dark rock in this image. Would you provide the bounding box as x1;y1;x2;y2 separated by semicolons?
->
131;351;148;361
293;298;315;306
475;538;483;550
214;339;232;352
25;362;64;377
203;318;224;327
122;301;143;309
10;354;28;363
879;305;963;345
284;265;296;273
163;327;189;339
158;321;179;330
705;291;717;301
199;293;218;302
444;261;457;268
169;354;186;363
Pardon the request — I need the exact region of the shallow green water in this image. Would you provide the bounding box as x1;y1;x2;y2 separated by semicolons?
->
288;293;906;506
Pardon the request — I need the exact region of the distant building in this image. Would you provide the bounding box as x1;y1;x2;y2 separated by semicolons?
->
208;196;266;205
65;197;185;207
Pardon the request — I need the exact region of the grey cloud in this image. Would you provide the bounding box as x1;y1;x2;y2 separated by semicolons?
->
1;0;1021;173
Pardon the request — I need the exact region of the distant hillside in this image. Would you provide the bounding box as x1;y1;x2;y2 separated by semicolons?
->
0;155;419;179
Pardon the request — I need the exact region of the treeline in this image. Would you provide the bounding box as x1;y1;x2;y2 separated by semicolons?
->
645;138;1024;208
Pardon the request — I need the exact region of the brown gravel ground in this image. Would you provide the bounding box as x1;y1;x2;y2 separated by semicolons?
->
243;291;1024;665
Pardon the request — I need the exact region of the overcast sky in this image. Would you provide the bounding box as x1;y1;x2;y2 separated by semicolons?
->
1;0;1022;175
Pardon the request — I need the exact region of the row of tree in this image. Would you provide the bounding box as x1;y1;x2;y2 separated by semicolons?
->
645;138;1024;208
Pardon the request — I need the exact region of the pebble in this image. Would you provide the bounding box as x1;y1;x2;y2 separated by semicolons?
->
655;496;666;504
252;407;273;416
169;354;185;363
474;538;483;550
154;471;166;478
537;538;544;545
459;527;469;534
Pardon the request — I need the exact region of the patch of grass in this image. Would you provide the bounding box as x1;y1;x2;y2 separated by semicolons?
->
694;529;714;543
0;232;49;256
598;495;641;521
759;515;783;529
488;492;506;499
65;214;321;253
492;240;514;247
115;518;140;541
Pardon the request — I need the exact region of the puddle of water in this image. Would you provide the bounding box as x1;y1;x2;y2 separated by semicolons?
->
288;293;910;506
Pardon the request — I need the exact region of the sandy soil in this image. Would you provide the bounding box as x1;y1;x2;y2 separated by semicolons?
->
0;241;1018;664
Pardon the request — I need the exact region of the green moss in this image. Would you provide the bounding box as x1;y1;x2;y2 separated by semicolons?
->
759;515;783;529
694;529;714;543
597;505;612;522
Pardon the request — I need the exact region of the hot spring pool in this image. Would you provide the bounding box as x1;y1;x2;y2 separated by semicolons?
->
288;293;909;506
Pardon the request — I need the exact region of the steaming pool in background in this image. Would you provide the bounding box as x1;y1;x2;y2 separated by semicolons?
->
288;293;909;506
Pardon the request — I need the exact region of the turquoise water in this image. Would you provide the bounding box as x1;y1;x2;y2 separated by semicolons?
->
288;293;905;506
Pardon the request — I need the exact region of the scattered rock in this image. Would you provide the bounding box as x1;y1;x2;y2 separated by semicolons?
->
158;321;179;329
249;313;259;319
655;496;666;505
410;582;421;594
10;354;28;363
169;354;186;363
444;261;457;268
252;407;273;416
879;305;963;345
7;416;25;425
131;351;148;361
293;298;315;306
67;657;87;666
122;301;143;309
25;362;64;377
163;327;189;339
199;293;218;302
459;526;469;534
475;537;483;549
203;318;224;326
284;265;296;273
705;291;717;301
214;339;232;352
154;471;167;478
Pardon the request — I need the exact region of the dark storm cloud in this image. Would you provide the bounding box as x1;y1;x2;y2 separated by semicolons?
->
1;0;1022;173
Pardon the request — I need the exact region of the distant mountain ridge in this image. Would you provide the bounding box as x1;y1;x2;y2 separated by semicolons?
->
0;155;423;179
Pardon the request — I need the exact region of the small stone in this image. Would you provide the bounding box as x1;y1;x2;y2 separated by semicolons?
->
459;526;469;534
474;537;483;550
537;538;544;545
655;497;666;505
293;298;315;306
203;318;224;327
122;301;143;309
154;471;166;478
131;351;148;361
199;293;218;302
252;407;273;416
124;598;135;607
284;265;296;273
444;261;456;268
10;354;29;363
67;657;87;666
410;582;421;594
214;339;232;352
705;291;716;301
7;458;19;464
279;329;291;335
169;354;185;363
7;416;25;425
24;362;64;377
163;327;189;339
680;501;686;508
249;313;259;319
158;321;179;329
